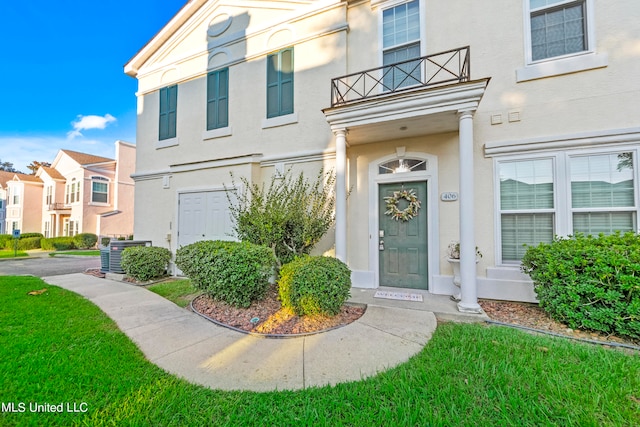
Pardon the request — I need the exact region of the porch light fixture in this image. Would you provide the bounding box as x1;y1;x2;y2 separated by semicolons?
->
394;159;410;173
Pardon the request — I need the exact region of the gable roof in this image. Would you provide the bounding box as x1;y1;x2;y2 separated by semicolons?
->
60;149;114;166
124;0;319;77
39;166;66;180
124;0;206;77
8;172;43;184
0;170;16;188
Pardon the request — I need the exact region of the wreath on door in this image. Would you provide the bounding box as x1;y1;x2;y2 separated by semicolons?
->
384;188;421;221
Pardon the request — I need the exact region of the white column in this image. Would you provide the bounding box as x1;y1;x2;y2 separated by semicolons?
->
457;110;482;313
335;129;347;262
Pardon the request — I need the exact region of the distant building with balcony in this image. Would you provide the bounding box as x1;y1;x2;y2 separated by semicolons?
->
125;0;640;309
3;141;136;239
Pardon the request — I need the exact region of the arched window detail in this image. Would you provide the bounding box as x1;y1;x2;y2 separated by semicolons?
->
378;158;427;174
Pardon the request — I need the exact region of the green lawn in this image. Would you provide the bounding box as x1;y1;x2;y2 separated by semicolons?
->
0;249;27;258
1;276;638;426
147;279;198;308
49;250;101;256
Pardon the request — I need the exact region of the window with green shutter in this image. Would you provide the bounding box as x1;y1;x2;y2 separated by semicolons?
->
266;48;294;118
159;85;177;140
207;68;229;130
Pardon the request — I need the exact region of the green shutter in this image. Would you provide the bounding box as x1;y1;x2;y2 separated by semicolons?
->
266;48;294;118
159;85;177;140
207;68;229;130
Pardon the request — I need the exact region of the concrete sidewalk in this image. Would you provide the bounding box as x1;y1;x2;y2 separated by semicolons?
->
42;273;485;392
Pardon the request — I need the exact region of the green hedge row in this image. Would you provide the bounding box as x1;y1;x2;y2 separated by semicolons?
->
522;232;640;340
175;240;276;308
0;233;44;250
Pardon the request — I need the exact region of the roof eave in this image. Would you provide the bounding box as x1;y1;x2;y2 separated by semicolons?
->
124;0;209;78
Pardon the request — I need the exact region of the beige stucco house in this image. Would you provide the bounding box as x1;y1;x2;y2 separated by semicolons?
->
4;172;43;234
125;0;640;311
3;141;136;239
38;142;137;239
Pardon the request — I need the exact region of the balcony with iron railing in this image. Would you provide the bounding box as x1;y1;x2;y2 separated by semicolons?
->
330;46;470;107
47;203;71;211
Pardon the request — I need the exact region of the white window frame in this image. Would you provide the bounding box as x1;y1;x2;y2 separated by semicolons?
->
90;176;110;205
45;185;53;206
377;0;427;75
517;0;607;82
495;146;640;266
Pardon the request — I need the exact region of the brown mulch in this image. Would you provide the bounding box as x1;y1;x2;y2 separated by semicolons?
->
479;299;640;348
191;284;366;336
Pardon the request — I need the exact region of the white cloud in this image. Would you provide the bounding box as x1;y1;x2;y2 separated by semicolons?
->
0;135;117;173
67;114;116;139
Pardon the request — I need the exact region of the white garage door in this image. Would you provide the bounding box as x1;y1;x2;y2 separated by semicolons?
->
177;190;236;248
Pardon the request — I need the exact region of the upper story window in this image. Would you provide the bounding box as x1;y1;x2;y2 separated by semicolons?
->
91;176;109;204
266;48;294;118
66;178;79;204
529;0;587;62
207;68;229;130
159;85;178;140
10;186;20;205
518;0;605;81
382;0;421;90
45;185;53;205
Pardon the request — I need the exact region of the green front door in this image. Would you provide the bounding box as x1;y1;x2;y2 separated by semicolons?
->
379;181;428;289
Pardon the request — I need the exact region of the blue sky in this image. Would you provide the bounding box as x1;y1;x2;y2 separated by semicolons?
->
0;1;186;173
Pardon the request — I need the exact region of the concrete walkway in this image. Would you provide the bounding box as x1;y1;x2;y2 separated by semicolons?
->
42;273;486;392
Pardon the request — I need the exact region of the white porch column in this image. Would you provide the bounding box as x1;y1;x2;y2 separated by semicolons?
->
334;129;347;262
457;110;482;313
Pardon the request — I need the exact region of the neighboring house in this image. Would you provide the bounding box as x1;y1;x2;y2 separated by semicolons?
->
4;172;44;234
2;141;136;239
38;141;137;239
0;171;22;234
125;0;640;311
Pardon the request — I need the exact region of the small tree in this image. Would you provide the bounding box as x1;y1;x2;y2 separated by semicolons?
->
227;169;337;268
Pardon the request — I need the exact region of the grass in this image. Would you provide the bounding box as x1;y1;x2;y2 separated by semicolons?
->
147;279;198;308
0;249;27;258
1;276;638;426
49;250;101;256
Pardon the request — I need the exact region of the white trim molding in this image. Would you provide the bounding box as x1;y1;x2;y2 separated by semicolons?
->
485;127;640;157
367;151;440;291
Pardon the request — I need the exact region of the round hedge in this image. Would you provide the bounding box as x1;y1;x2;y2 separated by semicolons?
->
121;246;171;281
278;256;351;316
175;240;276;308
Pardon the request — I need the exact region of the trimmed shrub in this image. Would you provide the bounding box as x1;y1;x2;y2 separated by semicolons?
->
522;232;640;340
1;233;43;250
74;233;98;249
20;233;44;239
40;237;76;251
175;240;276;308
0;234;13;249
121;246;172;282
17;237;41;250
278;256;351;316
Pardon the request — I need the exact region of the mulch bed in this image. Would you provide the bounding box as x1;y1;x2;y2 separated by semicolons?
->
191;284;366;336
83;269;638;346
479;299;640;348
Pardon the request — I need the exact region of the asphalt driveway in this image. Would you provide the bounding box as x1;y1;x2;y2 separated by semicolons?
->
0;256;100;277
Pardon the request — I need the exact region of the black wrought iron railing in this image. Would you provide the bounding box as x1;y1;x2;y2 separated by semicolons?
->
330;46;470;107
